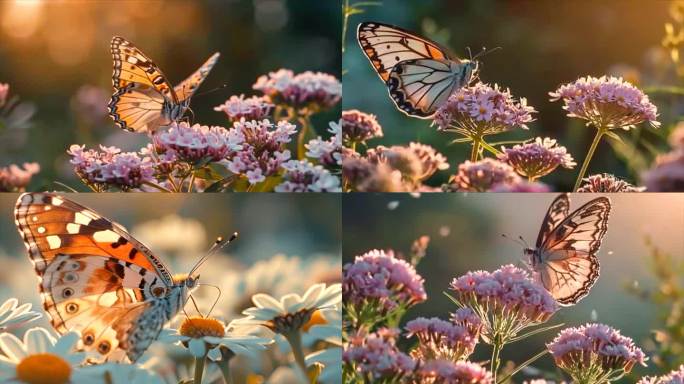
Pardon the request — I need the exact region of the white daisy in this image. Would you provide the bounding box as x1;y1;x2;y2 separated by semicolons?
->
0;327;89;384
80;363;165;384
0;298;41;331
160;317;273;361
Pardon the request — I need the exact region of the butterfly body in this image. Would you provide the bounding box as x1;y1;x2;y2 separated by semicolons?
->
357;22;478;118
108;36;220;133
525;194;611;306
14;193;198;362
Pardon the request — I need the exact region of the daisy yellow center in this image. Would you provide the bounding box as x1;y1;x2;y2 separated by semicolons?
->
302;310;328;332
179;316;225;338
16;353;71;384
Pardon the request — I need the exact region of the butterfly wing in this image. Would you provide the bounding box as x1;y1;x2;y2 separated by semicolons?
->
357;22;451;82
109;36;178;133
173;52;220;104
535;193;570;248
535;197;611;305
14;193;177;362
387;58;474;118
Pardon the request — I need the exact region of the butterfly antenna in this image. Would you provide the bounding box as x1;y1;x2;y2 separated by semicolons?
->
501;233;525;248
466;46;473;61
188;293;203;317
194;83;229;99
518;235;530;248
189;232;238;276
198;283;222;318
473;46;502;61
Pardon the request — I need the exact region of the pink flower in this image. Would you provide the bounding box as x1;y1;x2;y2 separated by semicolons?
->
448;158;521;192
577;173;645;192
642;150;684;192
490;180;552;192
342;109;383;144
434;82;535;136
548;323;646;382
367;143;449;184
0;162;39;192
637;365;684;384
253;69;341;111
305;120;341;167
343;249;426;323
343;328;416;381
450;265;559;344
156;122;243;164
342;156;409;192
417;360;493;384
498;137;576;180
214;94;274;122
549;75;660;130
70;85;109;123
0;83;9;108
405;316;479;361
274;160;341;192
67;145;155;191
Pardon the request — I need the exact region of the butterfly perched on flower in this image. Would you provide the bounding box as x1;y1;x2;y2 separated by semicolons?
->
357;21;479;118
14;193;237;362
524;194;611;306
108;36;220;133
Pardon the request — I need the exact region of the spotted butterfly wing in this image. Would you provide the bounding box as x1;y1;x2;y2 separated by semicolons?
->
529;195;611;306
357;22;477;118
14;193;191;363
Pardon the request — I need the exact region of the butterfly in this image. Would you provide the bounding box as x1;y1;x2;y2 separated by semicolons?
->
108;36;220;133
357;21;479;118
14;193;236;363
524;194;611;306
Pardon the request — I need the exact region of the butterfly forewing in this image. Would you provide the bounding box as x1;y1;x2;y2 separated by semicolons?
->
110;36;176;101
532;195;611;306
174;52;221;103
14;193;182;362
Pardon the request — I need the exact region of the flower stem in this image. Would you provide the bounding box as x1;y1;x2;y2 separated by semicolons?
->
470;138;481;162
496;349;548;384
194;354;207;384
218;346;235;384
342;0;350;54
284;331;308;379
297;114;314;160
573;127;606;192
490;338;502;382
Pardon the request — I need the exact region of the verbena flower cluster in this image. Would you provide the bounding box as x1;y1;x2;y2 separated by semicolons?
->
66;70;341;192
342;109;383;146
447;158;521;192
637;365;684;384
416;360;493;384
404;315;479;361
343;328;416;381
0;163;40;192
498;137;576;180
577;173;645;192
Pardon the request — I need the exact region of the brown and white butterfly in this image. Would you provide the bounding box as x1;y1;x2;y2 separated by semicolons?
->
14;193;236;363
524;194;611;306
108;36;220;133
357;21;478;118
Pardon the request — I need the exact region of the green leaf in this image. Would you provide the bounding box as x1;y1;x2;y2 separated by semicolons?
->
193;166;225;181
250;176;283;192
604;130;624;143
479;140;501;156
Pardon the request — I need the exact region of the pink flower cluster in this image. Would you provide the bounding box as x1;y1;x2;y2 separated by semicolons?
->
342;109;383;145
274;160;341;192
366;142;449;184
448;158;521;192
637;365;684;384
214;94;274;123
305;120;341;167
343;249;427;317
549;75;660;130
450;265;559;342
577;173;645;192
498;137;576;180
156;122;243;164
224;119;296;184
343;328;416;381
0;83;9;108
0;162;39;192
490;181;551;192
70;85;109;124
253;69;341;111
450;307;483;339
434;82;536;135
417;360;493;384
68;145;155;191
547;323;646;378
642;149;684;192
405;316;479;361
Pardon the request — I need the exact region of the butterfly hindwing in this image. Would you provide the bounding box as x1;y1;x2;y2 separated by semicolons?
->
535;193;570;248
387;58;473;118
14;193;180;362
108;83;168;133
357;22;450;82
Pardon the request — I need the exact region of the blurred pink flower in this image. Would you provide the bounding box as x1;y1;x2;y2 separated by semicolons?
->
547;323;646;382
342;156;409;192
70;85;109;124
417;360;493;384
67;145;155;191
343;328;416;381
642;150;684;192
405;316;479;361
549;75;659;130
449;158;521;192
0;162;39;192
434;83;535;136
214;94;274;123
577;173;645;192
224;119;296;185
490;180;552;192
305;120;341;167
498;137;576;180
669;122;684;149
157;122;243;164
274;160;341;192
367;143;449;184
637;365;684;384
253;69;341;112
342;109;383;145
0;83;9;108
450;265;559;344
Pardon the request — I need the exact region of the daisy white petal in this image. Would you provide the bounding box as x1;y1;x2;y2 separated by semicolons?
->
24;327;53;353
252;293;284;311
0;332;27;361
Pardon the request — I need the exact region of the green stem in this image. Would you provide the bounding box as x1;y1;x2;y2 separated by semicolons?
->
284;331;308;379
142;181;173;193
573;127;606;192
496;349;549;384
218;347;235;384
342;0;349;54
470;138;481;162
194;354;207;384
490;338;502;382
297;114;314;160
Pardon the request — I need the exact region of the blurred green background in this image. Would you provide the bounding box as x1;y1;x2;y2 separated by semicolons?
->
343;0;678;190
343;193;684;381
0;0;341;191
